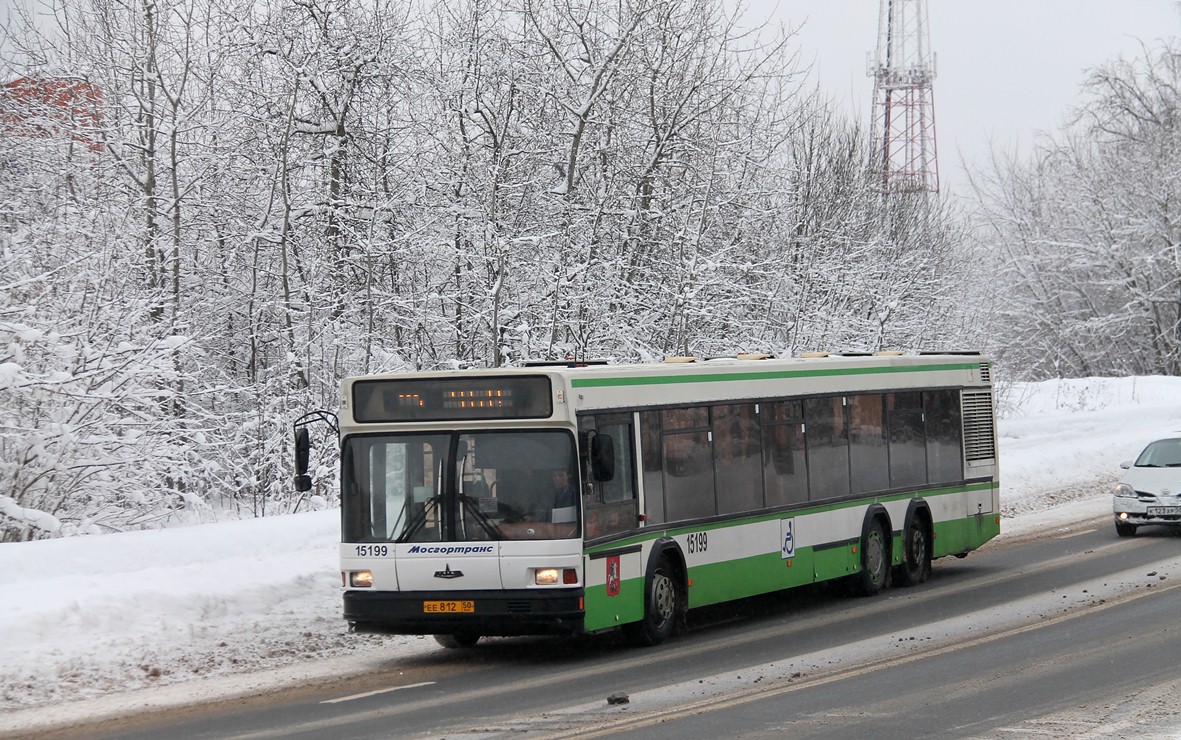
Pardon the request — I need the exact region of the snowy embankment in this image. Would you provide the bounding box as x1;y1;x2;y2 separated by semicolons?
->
2;376;1181;728
997;376;1181;527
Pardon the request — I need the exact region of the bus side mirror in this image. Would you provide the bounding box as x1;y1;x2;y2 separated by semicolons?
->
590;433;615;482
295;427;312;492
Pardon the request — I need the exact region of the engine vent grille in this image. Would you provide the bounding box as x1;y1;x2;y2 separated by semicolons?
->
962;390;996;462
979;362;991;383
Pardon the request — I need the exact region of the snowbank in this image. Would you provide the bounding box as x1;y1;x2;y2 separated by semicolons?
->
997;376;1181;508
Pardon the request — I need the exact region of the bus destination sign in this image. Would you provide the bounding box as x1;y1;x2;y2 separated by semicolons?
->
352;376;553;422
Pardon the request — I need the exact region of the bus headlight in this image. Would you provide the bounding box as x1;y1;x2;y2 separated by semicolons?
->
534;568;578;585
348;570;374;588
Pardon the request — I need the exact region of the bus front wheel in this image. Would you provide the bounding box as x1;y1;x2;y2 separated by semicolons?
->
627;558;680;647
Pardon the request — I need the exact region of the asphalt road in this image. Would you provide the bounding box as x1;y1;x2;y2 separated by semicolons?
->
73;519;1181;739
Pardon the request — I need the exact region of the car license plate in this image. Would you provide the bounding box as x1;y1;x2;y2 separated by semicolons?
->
423;600;475;613
1148;506;1181;516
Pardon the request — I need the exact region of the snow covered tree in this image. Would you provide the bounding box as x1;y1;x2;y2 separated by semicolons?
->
1;0;979;538
976;41;1181;379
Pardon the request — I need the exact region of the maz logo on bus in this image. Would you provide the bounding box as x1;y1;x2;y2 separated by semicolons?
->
686;531;708;554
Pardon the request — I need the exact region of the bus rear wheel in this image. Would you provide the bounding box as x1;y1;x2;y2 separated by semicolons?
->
895;516;931;587
858;519;889;596
627;558;680;647
434;633;480;649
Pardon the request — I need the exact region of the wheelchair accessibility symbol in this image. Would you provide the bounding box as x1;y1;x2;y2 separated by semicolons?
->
781;517;795;559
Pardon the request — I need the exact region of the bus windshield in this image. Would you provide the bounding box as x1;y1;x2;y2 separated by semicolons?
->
341;429;580;543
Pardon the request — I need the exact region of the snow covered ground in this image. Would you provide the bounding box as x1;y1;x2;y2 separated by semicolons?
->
3;376;1181;733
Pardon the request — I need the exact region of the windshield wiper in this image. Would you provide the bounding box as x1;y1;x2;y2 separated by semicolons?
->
396;496;436;543
460;495;503;540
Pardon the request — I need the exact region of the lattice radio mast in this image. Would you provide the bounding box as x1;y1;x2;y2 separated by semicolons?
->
868;0;939;194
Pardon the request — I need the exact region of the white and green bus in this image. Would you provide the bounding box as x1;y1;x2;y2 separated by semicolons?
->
294;352;998;648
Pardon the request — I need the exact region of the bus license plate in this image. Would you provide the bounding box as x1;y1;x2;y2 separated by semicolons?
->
423;600;475;613
1148;507;1181;516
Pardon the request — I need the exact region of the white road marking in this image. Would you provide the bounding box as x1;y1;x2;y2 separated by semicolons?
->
1056;528;1097;539
321;681;435;704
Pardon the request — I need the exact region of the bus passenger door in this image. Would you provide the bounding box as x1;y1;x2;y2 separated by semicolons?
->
579;414;639;540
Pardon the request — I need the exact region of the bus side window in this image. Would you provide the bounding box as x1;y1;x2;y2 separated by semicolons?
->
640;410;665;524
662;407;714;521
804;395;851;500
924;389;963;484
713;403;762;515
597;423;633;502
580;415;639;539
763;400;807;507
887;392;927;488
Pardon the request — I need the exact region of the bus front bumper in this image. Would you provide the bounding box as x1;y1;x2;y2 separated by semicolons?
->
344;588;585;636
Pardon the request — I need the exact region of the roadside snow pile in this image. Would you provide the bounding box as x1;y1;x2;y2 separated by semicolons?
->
0;510;435;710
2;375;1180;718
996;376;1181;515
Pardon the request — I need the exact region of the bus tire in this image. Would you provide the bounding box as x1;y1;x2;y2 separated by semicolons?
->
895;514;931;587
858;518;890;596
627;557;680;647
434;633;480;649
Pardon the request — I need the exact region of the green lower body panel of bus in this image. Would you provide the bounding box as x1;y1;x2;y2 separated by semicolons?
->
933;513;1000;557
344;588;585;636
581;510;1001;632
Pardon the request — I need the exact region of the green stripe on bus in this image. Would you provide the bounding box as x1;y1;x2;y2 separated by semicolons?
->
687;549;822;606
582;481;998;555
582;510;1001;629
569;362;980;389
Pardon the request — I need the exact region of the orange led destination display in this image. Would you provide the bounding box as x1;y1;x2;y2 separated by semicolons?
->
352;376;552;422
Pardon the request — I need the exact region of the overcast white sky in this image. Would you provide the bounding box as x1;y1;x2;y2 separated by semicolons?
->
743;0;1181;194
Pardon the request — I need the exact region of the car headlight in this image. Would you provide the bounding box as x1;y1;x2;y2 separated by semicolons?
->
1113;482;1136;498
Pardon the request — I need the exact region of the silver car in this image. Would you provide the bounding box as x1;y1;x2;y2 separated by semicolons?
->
1113;437;1181;537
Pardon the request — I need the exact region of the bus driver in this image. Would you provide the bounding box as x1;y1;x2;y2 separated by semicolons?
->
546;469;578;524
